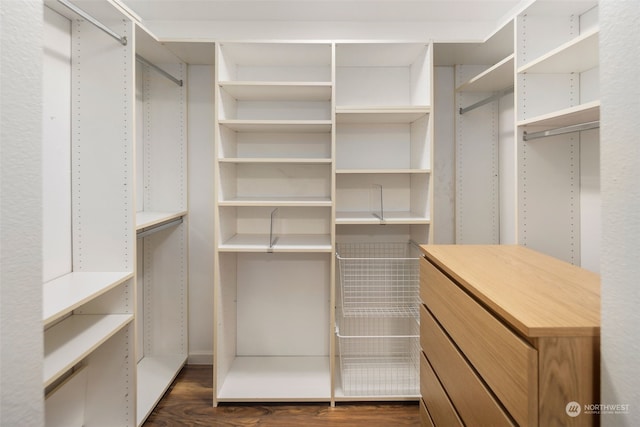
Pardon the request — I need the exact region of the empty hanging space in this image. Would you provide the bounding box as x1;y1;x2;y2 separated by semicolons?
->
335;242;421;399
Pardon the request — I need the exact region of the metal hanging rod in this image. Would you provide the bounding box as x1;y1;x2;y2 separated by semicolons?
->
523;120;600;141
137;216;183;239
136;55;183;87
459;86;514;115
57;0;127;45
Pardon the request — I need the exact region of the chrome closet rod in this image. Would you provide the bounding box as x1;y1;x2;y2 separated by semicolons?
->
136;54;183;87
57;0;127;45
459;86;514;115
523;120;600;141
137;217;183;239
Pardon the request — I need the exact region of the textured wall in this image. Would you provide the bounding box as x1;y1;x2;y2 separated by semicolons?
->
1;0;45;425
600;0;640;424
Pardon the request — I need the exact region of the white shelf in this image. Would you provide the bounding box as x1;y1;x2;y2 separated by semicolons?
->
217;356;331;401
456;54;515;92
44;314;133;387
518;28;599;74
43;272;133;326
218;157;332;165
336;211;430;225
219;234;332;252
219;120;332;133
136;211;187;231
137;354;187;426
336;107;430;124
219;196;332;207
336;169;430;174
518;100;600;129
219;81;332;101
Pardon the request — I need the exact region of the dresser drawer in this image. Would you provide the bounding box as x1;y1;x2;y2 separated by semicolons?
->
420;257;538;426
420;350;462;427
421;305;514;426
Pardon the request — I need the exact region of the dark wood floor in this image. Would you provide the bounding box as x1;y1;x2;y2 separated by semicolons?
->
143;365;420;426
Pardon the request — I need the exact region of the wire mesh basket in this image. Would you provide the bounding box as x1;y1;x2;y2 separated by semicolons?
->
336;316;420;396
336;242;420;317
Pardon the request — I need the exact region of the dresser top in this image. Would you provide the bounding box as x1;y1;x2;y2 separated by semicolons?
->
420;245;600;337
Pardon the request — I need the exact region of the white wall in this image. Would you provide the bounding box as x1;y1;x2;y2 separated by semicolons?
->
600;0;640;424
0;1;45;425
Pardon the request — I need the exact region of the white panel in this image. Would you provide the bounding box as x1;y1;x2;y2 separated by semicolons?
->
517;14;576;69
336;123;410;170
579;129;600;272
336;174;412;213
43;7;72;282
517;73;575;122
235;101;331;120
410;45;431;106
499;92;516;244
187;65;215;361
136;65;145;211
336;67;410;106
232;206;331;235
236;253;330;356
235;132;331;159
45;367;87;427
136;240;144;362
580;66;599;104
433;66;455;244
232;163;331;199
216;253;238;395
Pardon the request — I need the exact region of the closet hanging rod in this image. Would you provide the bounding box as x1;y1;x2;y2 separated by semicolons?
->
57;0;127;45
459;86;514;115
136;55;183;87
523;120;600;141
137;216;183;239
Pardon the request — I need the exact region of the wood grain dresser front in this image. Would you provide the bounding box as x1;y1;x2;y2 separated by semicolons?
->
418;245;600;427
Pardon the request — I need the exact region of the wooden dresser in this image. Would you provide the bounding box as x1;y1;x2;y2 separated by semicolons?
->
418;245;600;426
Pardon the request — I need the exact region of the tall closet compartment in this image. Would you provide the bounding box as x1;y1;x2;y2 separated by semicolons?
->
516;0;600;272
42;3;136;426
213;42;334;404
134;25;189;425
334;42;433;401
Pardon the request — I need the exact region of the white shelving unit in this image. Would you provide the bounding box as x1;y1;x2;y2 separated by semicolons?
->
440;20;515;245
213;42;334;404
42;3;136;426
335;43;432;241
516;1;601;271
134;25;189;426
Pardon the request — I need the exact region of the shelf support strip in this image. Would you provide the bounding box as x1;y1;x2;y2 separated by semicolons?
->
523;120;600;141
136;54;183;87
57;0;128;45
459;86;514;115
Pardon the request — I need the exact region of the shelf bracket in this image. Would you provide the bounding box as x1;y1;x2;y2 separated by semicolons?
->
136;55;183;87
137;216;183;239
523;120;600;141
57;0;128;46
268;208;279;252
371;184;384;222
459;86;514;115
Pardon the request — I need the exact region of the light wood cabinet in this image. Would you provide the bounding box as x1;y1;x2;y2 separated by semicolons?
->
419;245;600;427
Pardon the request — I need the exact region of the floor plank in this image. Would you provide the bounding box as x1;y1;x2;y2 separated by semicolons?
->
143;365;420;426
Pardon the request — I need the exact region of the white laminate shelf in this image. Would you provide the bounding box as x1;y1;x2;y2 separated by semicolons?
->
456;54;515;93
218;196;332;207
218;234;332;252
217;356;331;402
218;157;332;165
43;314;133;388
336;107;430;124
219;81;332;101
137;354;188;426
43;272;134;326
136;211;187;231
518;28;599;74
219;120;332;133
335;211;431;225
518;100;600;129
336;169;431;174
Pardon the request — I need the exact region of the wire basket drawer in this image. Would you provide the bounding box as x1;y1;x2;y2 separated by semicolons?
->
336;317;420;396
336;242;420;317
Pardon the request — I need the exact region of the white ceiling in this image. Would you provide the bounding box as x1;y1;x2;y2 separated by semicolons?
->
120;0;524;24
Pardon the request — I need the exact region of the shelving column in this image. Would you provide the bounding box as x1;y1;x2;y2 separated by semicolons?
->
516;0;600;271
213;42;334;404
134;25;189;425
42;2;136;425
